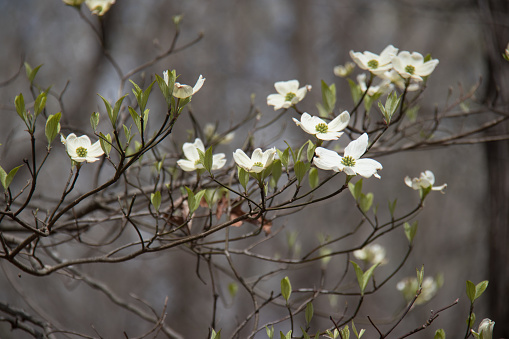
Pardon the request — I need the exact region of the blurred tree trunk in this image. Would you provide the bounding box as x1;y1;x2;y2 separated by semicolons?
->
479;0;509;336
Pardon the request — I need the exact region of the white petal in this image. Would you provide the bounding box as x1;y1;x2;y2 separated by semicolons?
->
298;113;318;135
274;80;299;95
267;94;285;110
416;59;439;77
404;176;414;188
313;147;342;171
344;133;369;159
163;70;169;86
316;131;343;140
173;83;194;98
182;142;200;162
88;140;105;157
354;158;383;178
177;159;198;172
84;156;101;163
211;153;226;170
422;170;435;185
261;148;276;167
192;75;205;94
431;184;447;191
328;111;350;132
233;149;253;170
294;86;308;102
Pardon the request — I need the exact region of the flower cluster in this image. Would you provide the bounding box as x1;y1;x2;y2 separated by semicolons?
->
344;45;439;93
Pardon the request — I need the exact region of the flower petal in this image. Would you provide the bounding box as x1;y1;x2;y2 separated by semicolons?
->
182;141;200;162
316;131;343;140
328;111;350;132
344;133;369;159
274;80;299;95
313;147;342;171
267;94;285;110
177;159;198;172
354;158;383;178
192;75;205;94
211;153;226;170
233;149;253;171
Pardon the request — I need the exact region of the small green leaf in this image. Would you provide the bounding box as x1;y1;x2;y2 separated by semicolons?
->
359;192;374;213
128;106;141;133
306;140;316;162
99;133;112;156
265;325;274;339
210;329;221;339
270;159;282;187
305;302;313;325
187;188;206;214
90;112;100;131
228;282;238;298
34;92;47;118
404;221;418;244
434;328;446;339
0;165;23;190
352;321;365;339
388;199;397;218
15;93;26;122
321;80;336;113
277;147;290;170
99;94;114;126
25;63;42;84
296;142;308;162
281;276;292;302
151;191;161;212
351;261;378;295
45;113;61;144
475;280;489;300
347;78;362;105
348;179;363;201
203;147;213;173
467;312;476;328
238;167;249;190
308;167;319;189
340;325;350;339
279;330;292;339
294;160;309;185
416;265;424;286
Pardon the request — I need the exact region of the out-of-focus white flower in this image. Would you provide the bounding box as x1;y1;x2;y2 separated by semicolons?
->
379;70;420;92
173;74;205;98
404;170;447;193
203;123;235;145
61;133;104;163
353;244;388;265
85;0;116;15
471;318;495;339
349;45;399;75
333;62;355;77
392;51;439;81
397;275;442;305
314;133;382;179
62;0;85;5
177;138;226;172
233;148;276;173
357;73;393;97
292;111;350;141
267;80;311;111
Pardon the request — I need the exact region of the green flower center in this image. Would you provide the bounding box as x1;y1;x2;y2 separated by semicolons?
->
341;155;356;167
253;162;263;167
285;92;296;102
405;65;416;74
76;146;88;158
315;123;328;134
367;59;379;69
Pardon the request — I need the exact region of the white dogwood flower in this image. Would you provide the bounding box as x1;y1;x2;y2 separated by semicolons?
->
397;276;442;305
357;73;393;96
267;80;311;111
353;244;388;265
177;138;226;172
85;0;115;15
61;133;104;163
472;319;495;339
173;74;205;98
233;148;276;173
349;45;399;75
379;70;420;92
313;133;382;178
293;112;350;140
392;51;439;81
404;170;446;192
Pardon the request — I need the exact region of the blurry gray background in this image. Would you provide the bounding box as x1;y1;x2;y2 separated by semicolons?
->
0;0;507;338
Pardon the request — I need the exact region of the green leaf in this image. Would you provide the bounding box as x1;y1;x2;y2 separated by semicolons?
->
352;321;365;339
359;193;374;213
151;191;161;212
270;159;282;187
388;199;397;218
45;113;61;144
404;221;418;244
321;80;336;113
475;280;489;300
305;302;314;325
128;106;141;134
294;161;309;185
98;94;114;126
99;133;112;156
210;329;221;339
434;329;446;339
0;165;23;190
203;147;213;173
279;330;292;339
14;93;26;122
351;261;378;295
186;188;206;215
90;112;100;131
296;142;308;162
347;78;362;105
277;147;290;170
113;94;128;125
467;312;476;328
34;91;47;118
306;140;316;162
238;167;249;190
281;276;292;302
140;80;156;113
265;325;274;339
340;325;350;339
25;63;43;84
416;265;424;286
308;167;319;189
348;179;363;201
228;282;238;298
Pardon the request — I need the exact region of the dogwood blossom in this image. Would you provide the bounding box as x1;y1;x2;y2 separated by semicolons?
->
333;62;355;77
292;111;350;140
61;133;104;163
267;80;311;111
233;147;276;173
349;45;398;75
471;319;495;339
353;244;387;265
357;74;393;97
379;70;420;92
404;170;447;192
313;133;382;178
391;51;439;81
177;138;226;172
85;0;115;15
397;275;442;305
172;74;205;98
